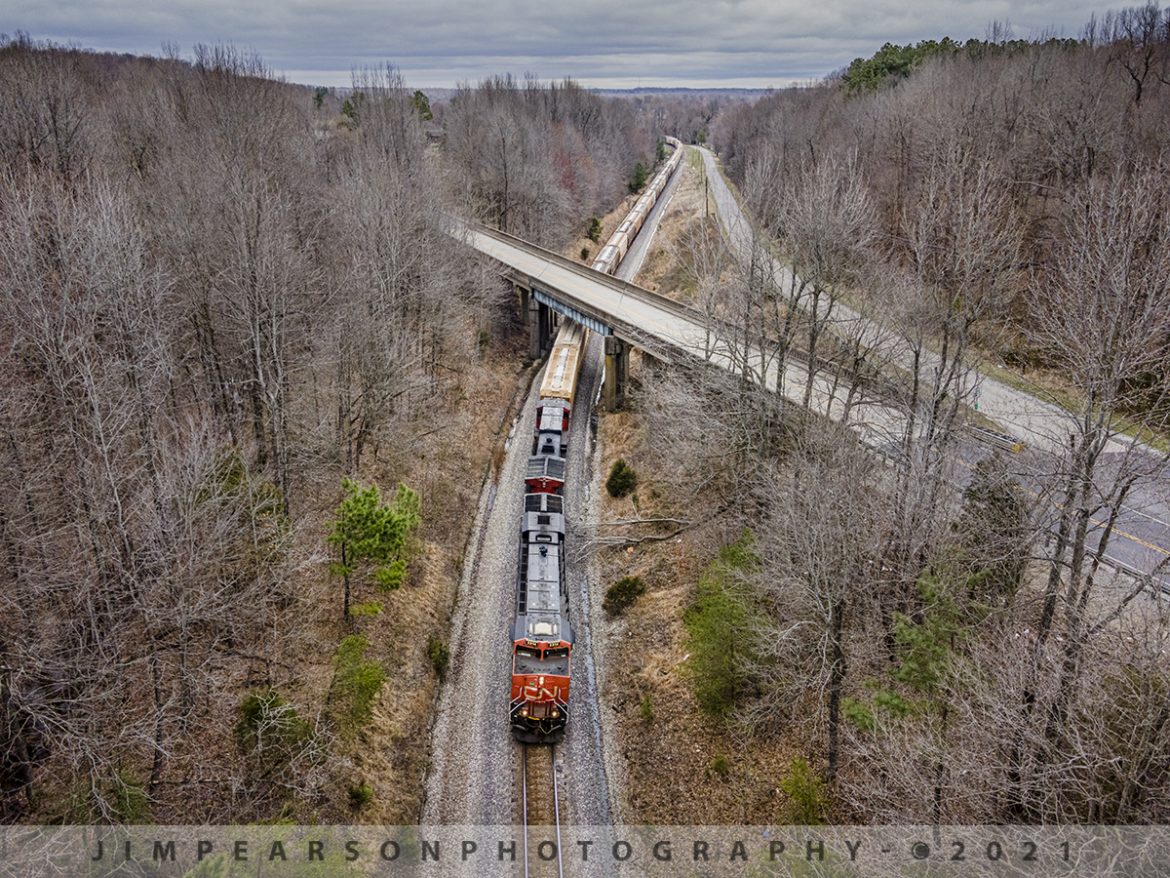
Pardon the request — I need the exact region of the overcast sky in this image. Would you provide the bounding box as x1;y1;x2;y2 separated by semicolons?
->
7;0;1117;89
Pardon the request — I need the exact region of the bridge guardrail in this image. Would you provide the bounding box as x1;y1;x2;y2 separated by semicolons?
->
456;220;914;409
467;223;709;327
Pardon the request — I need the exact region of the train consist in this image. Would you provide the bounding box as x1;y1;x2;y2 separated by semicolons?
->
508;324;580;743
590;136;683;275
509;137;683;743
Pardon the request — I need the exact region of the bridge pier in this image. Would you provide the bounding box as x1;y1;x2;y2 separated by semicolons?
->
603;336;629;412
519;284;555;358
539;303;554;354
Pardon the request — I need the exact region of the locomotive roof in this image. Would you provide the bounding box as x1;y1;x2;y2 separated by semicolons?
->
517;540;571;644
524;493;563;514
522;508;565;538
537;406;564;433
525;456;566;481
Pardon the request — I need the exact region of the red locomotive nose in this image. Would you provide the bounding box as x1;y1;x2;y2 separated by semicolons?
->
512;672;569;727
511;672;570;704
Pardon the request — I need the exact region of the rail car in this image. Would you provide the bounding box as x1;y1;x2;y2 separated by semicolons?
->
510;136;683;744
588;136;682;276
533;322;586;457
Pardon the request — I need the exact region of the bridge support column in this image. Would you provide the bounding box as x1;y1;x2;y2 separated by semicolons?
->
538;302;554;354
603;336;629;412
520;284;554;359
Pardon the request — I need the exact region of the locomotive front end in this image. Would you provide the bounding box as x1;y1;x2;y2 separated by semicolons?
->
510;639;571;743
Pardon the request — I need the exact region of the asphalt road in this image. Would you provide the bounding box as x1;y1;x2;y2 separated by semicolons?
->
696;147;1170;593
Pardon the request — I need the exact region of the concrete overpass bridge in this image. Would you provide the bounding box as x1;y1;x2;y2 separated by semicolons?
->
450;219;902;444
452;220;707;410
450;218;1170;594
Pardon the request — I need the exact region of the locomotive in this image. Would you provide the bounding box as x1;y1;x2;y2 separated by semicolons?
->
509;137;682;744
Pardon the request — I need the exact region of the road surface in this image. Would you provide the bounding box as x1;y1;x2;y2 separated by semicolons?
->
696;146;1170;592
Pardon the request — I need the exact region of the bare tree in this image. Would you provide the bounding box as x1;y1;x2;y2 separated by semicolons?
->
1094;2;1170;105
752;150;877;409
883;139;1022;600
0;36;92;180
1021;163;1170;771
745;424;885;780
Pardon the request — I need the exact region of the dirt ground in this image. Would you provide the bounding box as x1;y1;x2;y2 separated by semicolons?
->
592;394;803;825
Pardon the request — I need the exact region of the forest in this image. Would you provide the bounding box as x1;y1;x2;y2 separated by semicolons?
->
608;1;1170;823
0;36;657;822
2;0;1170;831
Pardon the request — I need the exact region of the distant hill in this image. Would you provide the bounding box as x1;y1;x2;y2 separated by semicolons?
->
594;87;774;98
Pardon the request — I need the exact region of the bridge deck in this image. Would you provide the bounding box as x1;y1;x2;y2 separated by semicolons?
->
452;220;907;448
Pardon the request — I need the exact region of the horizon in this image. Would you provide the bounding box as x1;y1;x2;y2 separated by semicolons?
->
5;0;1116;91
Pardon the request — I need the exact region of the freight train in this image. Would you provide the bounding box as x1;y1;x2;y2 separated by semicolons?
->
590;137;683;275
509;137;683;743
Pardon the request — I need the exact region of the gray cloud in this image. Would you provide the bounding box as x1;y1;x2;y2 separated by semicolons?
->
6;0;1114;88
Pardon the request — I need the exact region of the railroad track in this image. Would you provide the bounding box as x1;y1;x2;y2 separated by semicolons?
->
520;744;565;878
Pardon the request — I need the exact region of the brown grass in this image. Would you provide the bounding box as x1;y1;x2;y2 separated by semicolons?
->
241;334;533;825
595;394;801;825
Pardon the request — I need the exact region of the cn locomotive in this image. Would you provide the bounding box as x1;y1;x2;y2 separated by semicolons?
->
508;138;682;743
509;326;580;743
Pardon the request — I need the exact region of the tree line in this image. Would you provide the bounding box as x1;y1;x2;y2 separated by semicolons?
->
644;3;1170;823
0;36;655;822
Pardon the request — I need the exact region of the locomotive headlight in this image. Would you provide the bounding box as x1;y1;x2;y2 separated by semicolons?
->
520;707;529;717
551;709;559;719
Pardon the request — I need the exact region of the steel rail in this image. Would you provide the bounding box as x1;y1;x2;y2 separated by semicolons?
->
552;744;564;878
520;744;565;878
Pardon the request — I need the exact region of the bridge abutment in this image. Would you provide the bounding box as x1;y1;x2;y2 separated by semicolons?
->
603;336;629;412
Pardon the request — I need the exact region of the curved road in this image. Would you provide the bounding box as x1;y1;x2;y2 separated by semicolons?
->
697;146;1170;592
